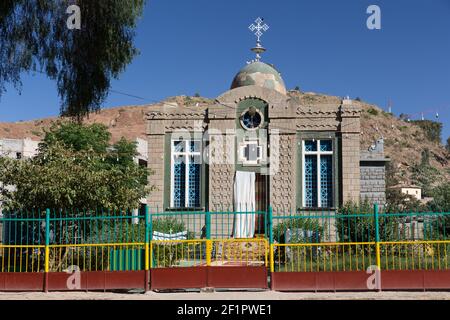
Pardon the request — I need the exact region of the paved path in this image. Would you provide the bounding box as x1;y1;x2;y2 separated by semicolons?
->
0;290;449;300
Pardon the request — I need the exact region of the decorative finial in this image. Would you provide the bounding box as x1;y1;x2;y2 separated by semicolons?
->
249;17;269;62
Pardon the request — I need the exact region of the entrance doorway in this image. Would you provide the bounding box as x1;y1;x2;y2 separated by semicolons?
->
255;173;269;235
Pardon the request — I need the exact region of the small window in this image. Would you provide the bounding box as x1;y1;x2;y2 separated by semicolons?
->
171;140;202;208
16;152;22;159
303;139;334;208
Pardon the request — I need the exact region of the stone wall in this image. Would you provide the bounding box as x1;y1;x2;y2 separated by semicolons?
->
207;116;236;211
360;163;386;205
359;140;389;206
340;101;362;204
147;134;165;209
269;133;296;214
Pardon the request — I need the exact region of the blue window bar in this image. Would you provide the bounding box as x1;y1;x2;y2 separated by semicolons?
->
304;155;318;207
303;139;333;208
320;155;333;207
173;156;186;208
188;156;201;207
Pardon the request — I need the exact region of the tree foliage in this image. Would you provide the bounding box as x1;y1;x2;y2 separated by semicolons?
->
411;120;443;144
337;200;401;242
429;182;450;212
385;188;425;213
411;149;441;197
0;0;145;119
0;122;151;210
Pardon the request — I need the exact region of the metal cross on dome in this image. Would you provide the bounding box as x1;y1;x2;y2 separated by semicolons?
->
249;17;269;43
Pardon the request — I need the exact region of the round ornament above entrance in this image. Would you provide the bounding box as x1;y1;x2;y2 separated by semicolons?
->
240;107;264;131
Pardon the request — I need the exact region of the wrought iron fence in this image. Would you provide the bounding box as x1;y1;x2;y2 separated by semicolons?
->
270;206;450;272
0;206;449;274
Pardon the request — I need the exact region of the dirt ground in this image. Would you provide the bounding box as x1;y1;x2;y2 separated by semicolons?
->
0;290;449;300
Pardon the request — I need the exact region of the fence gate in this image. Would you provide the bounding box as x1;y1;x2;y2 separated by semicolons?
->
150;210;269;290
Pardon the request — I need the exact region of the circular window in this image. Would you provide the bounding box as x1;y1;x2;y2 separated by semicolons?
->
240;107;264;130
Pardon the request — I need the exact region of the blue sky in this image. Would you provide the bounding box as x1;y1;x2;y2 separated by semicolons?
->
1;0;449;142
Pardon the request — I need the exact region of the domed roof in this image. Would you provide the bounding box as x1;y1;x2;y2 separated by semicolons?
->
230;61;287;95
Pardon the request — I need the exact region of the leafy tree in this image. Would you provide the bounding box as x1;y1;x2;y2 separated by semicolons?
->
337;200;401;242
411;149;441;196
399;113;410;121
0;1;145;119
385;188;425;213
446;136;450;152
411;120;443;143
384;160;427;213
385;160;399;188
40;121;111;154
427;183;450;240
0;122;152;211
429;183;450;212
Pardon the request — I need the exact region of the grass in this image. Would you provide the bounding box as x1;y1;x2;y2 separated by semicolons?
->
275;254;449;272
367;108;379;116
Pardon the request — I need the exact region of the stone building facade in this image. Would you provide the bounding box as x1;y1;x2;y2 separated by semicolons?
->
145;52;387;215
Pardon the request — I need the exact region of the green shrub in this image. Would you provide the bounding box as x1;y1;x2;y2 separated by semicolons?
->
428;183;450;239
273;217;324;262
273;217;323;243
367;108;379;116
337;200;401;242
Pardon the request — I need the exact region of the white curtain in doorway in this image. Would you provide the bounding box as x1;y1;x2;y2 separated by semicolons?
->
233;171;256;238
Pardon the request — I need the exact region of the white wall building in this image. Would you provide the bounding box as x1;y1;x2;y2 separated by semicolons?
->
0;138;40;159
389;185;422;201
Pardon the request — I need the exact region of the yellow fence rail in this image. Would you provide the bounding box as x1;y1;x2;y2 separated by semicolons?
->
272;240;450;272
272;242;376;272
379;240;450;271
0;245;45;273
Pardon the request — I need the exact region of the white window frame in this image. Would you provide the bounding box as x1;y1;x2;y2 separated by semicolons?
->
302;139;334;208
170;139;202;208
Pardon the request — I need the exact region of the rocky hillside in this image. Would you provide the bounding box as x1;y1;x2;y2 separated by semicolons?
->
1;93;449;186
291;91;450;186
